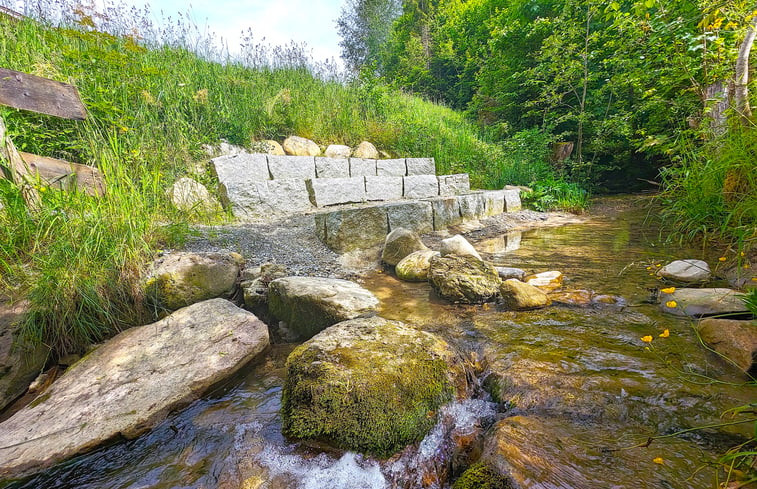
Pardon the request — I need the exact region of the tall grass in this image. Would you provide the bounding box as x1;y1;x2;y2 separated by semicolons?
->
658;128;757;251
0;1;521;355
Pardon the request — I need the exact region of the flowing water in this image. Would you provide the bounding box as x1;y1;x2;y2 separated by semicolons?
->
4;198;755;489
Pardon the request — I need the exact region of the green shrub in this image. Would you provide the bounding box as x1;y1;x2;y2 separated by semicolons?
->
522;177;590;213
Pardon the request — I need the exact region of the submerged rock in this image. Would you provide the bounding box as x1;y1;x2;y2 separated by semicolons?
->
500;279;551;310
0;301;49;412
440;234;482;260
452;461;514;489
697;318;757;374
525;271;563;292
657;259;711;283
549;289;593;307
283;136;320;156
382;228;428;266
660;288;747;317
268;277;379;340
0;299;269;479
281;316;468;457
396;249;440;282
428;255;501;304
143;251;242;311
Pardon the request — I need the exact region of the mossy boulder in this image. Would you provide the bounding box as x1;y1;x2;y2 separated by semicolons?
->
281;316;468;457
452;462;514;489
143;251;243;311
382;228;428;266
268;277;380;340
396;250;440;282
428;255;501;304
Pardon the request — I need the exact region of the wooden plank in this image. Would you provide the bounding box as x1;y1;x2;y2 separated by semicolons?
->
19;152;105;196
0;117;41;211
0;68;87;120
0;6;25;20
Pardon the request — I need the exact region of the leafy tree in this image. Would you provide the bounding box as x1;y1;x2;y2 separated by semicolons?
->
337;0;402;73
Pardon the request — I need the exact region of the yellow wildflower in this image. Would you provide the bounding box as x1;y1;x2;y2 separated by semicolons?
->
661;287;675;294
745;264;751;269
646;266;653;270
666;300;677;308
655;264;661;267
718;256;726;262
653;457;664;465
659;329;670;338
751;277;757;282
641;335;653;343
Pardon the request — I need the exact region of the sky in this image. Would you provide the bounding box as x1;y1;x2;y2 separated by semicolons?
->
101;0;346;63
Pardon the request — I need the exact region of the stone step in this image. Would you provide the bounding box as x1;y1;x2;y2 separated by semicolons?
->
315;188;522;252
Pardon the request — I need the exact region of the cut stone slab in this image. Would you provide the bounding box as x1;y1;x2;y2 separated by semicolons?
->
143;251;242;311
315;157;350;178
263;179;313;214
660;288;748;317
500;279;551;310
382;228;428;266
283;136;320;156
504;188;522;212
0;301;49;412
458;192;486;220
0;299;269;480
352;141;379;159
350;158;377;177
657;259;711;283
406;157;436;176
267;155;316;180
376;159;407;177
428;254;501;304
385;201;434;235
483;190;505;216
440;234;482;260
404;175;439;199
212;152;270;188
281;316;467;457
315;206;389;253
438;174;470;196
306;177;365;207
396;250;440;282
268;277;379;340
697;318;757;374
428;197;462;231
325;144;351;159
365;176;403;201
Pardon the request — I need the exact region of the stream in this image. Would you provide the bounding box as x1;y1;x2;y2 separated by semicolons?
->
5;198;755;489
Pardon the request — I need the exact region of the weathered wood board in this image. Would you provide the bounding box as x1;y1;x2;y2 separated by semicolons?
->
19;152;105;196
0;68;87;120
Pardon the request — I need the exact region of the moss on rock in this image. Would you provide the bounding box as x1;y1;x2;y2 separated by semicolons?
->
281;316;468;457
452;462;514;489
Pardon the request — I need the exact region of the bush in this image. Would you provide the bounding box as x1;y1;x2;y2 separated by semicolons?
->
521;177;590;213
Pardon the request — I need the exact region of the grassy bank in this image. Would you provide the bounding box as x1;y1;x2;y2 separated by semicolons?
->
0;5;530;355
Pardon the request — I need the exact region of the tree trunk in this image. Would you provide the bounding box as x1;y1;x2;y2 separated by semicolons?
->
733;16;757;124
705;81;729;136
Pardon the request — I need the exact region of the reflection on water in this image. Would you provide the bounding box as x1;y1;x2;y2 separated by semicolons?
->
4;200;754;489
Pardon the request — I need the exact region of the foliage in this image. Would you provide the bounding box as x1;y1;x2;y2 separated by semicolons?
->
451;462;514;489
522;178;590;214
337;0;402;73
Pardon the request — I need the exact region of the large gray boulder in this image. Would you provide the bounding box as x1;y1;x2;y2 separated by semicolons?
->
697;318;757;374
660;288;747;317
382;228;428;266
352;141;379;159
0;299;269;479
500;279;551;310
0;301;49;412
281;316;468;457
657;259;711;283
166;177;222;217
428;255;501;304
440;234;482;260
268;277;380;340
143;251;242;311
283;136;320;156
396;250;440;282
315;206;389;252
325;144;351;159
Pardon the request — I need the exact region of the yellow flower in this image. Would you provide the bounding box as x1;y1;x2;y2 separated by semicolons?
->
641;335;653;343
718;256;726;262
653;456;664;465
751;277;757;282
666;300;677;308
646;266;653;270
655;264;661;267
659;329;670;338
745;264;751;269
661;287;676;294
